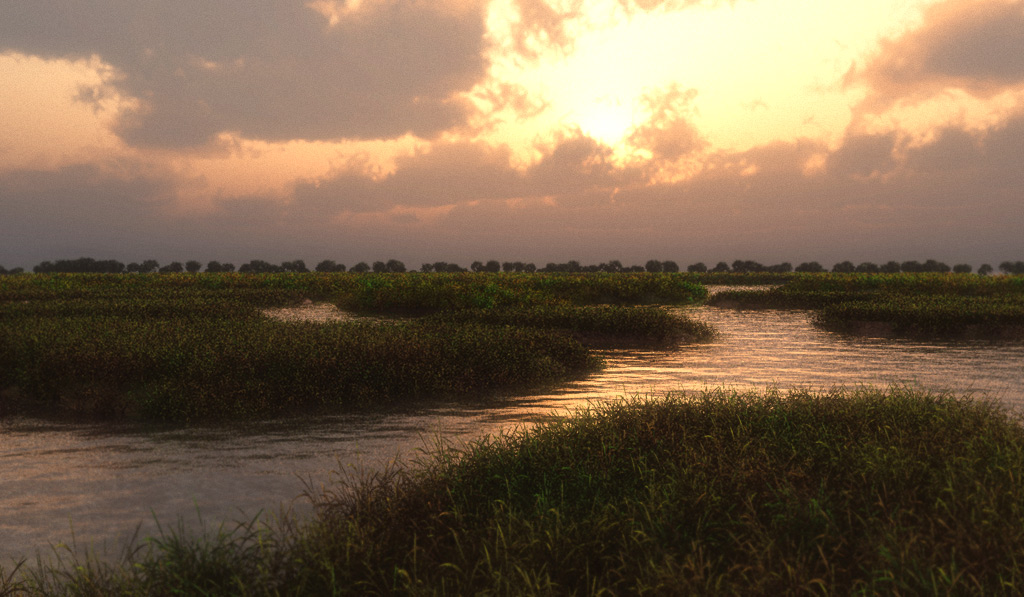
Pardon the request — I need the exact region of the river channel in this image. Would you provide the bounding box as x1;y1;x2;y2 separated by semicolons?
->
2;303;1023;564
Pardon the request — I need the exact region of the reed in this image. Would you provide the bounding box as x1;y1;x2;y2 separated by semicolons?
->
7;387;1024;595
709;273;1024;340
0;273;717;421
0;316;598;422
427;303;716;347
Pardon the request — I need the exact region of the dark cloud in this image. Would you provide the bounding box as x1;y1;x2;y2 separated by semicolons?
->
0;163;178;264
292;131;636;213
825;132;899;178
849;0;1024;111
0;1;489;147
433;113;1024;266
3;111;1022;269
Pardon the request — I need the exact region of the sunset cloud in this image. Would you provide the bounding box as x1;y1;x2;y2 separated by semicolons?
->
1;0;1021;269
0;1;489;147
846;0;1024;129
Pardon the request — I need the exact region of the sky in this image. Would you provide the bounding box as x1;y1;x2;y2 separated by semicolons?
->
1;0;1023;270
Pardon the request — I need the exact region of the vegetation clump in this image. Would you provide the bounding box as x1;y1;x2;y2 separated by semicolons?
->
0;273;713;421
7;387;1024;595
709;273;1024;340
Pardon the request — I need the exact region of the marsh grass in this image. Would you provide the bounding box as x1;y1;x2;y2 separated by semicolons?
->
425;303;716;348
0;317;598;422
709;273;1024;340
6;387;1024;595
0;273;715;421
333;272;709;314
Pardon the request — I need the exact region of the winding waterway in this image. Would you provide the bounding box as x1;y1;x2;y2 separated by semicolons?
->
3;303;1023;564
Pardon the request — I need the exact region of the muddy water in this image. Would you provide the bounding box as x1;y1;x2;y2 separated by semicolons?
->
3;304;1023;563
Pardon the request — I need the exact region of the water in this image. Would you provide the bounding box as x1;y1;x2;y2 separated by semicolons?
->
2;305;1023;563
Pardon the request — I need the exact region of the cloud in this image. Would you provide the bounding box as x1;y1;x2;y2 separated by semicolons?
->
432;110;1024;265
848;0;1024;111
292;130;635;213
627;84;705;161
3;99;1023;270
0;1;490;147
0;163;178;263
506;0;583;58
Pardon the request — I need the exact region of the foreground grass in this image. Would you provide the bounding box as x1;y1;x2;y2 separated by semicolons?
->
710;273;1024;340
7;387;1024;595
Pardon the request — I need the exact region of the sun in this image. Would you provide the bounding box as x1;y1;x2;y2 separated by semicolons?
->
569;96;638;148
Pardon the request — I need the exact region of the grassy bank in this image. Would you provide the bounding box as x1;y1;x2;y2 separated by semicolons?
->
0;273;713;421
0;317;598;422
6;387;1024;595
709;273;1024;340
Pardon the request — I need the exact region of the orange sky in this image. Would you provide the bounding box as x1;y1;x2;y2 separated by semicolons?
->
1;0;1023;269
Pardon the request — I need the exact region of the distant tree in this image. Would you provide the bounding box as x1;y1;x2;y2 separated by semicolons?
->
953;264;973;274
795;261;824;273
33;257;125;273
661;260;679;273
385;259;406;273
185;260;202;273
0;266;23;275
880;261;901;273
471;261;485;272
1000;261;1024;275
205;260;235;273
568;260;583;272
126;262;141;273
978;263;994;276
645;259;663;273
238;260;282;273
710;262;730;273
922;259;951;273
159;261;184;273
420;263;434;273
315;260;346;273
687;262;708;273
767;262;793;273
372;261;387;273
484;260;501;273
350;262;370;273
139;259;160;274
832;261;856;273
731;260;764;273
281;260;309;273
901;260;923;273
855;262;879;273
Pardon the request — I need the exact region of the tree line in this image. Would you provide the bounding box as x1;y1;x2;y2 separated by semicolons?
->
3;257;1024;276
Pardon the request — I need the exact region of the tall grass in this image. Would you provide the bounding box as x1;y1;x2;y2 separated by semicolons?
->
709;273;1024;340
6;387;1024;595
0;273;714;421
0;316;598;422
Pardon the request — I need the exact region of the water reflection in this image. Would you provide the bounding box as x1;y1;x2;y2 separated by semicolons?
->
2;305;1023;563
